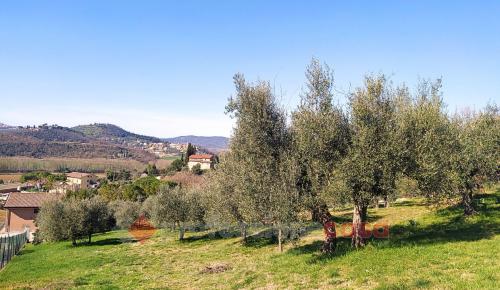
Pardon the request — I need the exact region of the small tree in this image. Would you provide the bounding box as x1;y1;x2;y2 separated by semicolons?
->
81;197;114;244
205;153;248;241
62;198;87;246
110;200;141;229
269;154;302;252
36;200;67;242
168;159;184;172
151;185;204;240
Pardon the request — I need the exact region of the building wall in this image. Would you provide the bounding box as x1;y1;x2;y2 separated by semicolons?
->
188;161;212;170
6;208;37;233
67;175;97;189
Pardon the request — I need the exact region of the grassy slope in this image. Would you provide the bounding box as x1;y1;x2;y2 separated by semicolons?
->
0;189;499;289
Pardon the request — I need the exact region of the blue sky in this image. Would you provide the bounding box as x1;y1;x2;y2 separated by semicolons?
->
0;1;499;137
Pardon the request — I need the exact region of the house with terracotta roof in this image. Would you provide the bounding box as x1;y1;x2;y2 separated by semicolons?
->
66;172;98;190
187;154;215;170
2;192;58;239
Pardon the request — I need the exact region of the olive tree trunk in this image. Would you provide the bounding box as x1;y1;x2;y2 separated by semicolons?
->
313;204;336;254
462;190;476;216
239;221;247;243
278;226;283;253
352;204;366;248
178;223;185;240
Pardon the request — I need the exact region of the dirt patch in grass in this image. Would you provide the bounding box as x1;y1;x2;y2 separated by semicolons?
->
200;263;232;274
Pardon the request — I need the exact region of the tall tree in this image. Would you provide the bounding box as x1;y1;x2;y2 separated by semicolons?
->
398;80;457;204
291;59;350;253
224;73;290;237
333;75;400;248
451;105;500;215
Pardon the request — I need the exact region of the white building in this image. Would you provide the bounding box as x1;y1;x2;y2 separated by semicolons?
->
187;154;214;170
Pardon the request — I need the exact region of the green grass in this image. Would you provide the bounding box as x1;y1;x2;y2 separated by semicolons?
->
1;188;499;289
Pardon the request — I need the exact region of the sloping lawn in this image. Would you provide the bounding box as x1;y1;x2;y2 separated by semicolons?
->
0;188;498;289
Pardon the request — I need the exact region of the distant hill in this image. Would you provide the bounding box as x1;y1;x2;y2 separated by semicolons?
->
0;122;15;130
0;125;156;162
73;123;161;145
163;135;229;153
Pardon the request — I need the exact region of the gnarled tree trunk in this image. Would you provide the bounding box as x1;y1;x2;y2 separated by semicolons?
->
352;204;366;248
462;190;476;216
313;203;336;254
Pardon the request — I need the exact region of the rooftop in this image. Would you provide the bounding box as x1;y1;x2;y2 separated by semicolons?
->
189;154;213;160
4;192;59;208
67;172;94;179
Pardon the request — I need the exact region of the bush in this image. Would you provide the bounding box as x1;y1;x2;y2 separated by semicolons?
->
0;179;3;184
191;164;203;175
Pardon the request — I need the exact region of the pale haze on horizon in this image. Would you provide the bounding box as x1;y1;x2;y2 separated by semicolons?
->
1;1;499;137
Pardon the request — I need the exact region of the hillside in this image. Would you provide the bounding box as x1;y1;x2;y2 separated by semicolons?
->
164;135;229;153
73;123;161;145
0;126;156;162
1;188;498;289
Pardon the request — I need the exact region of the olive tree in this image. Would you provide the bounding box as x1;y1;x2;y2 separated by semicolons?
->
332;75;401;248
451;105;499;215
224;74;290;230
290;59;350;253
398;80;458;204
150;185;205;240
205;153;249;241
109;200;141;229
37;197;113;245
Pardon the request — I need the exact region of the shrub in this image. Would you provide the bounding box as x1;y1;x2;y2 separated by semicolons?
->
191;164;203;175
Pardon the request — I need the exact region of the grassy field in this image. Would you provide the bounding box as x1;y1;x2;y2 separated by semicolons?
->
0;188;498;289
